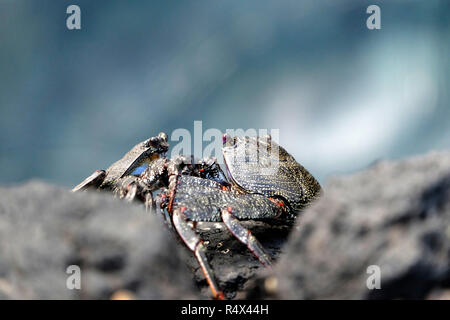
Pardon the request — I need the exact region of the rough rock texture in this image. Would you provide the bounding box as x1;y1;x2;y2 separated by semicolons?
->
187;220;291;299
1;150;450;300
248;151;450;299
0;181;197;299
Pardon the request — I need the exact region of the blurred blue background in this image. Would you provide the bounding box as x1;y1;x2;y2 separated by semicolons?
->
0;0;448;187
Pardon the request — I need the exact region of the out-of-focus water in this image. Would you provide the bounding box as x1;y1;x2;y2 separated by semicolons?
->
0;0;448;186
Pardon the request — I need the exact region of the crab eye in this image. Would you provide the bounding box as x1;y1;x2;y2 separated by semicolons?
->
222;134;233;146
158;132;168;143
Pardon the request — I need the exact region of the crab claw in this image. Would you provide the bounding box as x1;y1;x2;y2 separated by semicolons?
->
158;132;168;142
145;132;169;154
72;170;106;192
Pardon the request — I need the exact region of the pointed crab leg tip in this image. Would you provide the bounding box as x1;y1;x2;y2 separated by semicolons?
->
72;170;106;192
215;292;226;300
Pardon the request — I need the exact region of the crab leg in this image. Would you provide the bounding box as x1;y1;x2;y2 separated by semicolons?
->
124;183;138;202
144;192;154;213
71;170;106;192
172;208;225;300
155;192;173;228
221;207;273;268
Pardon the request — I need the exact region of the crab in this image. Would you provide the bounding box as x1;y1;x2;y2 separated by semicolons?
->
72;132;322;299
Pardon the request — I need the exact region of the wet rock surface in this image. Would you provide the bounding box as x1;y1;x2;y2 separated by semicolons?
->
1;151;450;300
248;151;450;299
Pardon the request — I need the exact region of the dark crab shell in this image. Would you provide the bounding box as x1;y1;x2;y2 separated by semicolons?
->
222;136;322;215
172;175;282;222
100;133;169;189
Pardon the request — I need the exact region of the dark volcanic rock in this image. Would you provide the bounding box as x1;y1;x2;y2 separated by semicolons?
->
0;180;289;300
0;181;197;299
249;151;450;299
187;220;291;299
2;150;450;300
